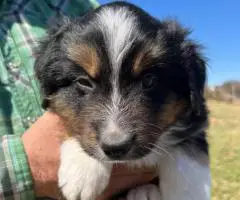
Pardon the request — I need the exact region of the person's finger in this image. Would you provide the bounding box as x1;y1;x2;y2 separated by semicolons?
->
111;164;155;176
97;172;156;200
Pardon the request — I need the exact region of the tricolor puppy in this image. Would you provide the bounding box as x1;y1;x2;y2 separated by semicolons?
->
34;2;211;200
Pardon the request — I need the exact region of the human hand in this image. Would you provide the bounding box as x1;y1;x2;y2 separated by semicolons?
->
22;111;64;198
98;166;157;200
22;111;156;199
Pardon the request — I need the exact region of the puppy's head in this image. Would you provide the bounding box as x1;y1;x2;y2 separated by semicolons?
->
35;2;208;162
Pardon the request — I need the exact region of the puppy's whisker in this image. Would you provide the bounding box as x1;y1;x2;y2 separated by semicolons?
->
141;123;164;131
143;145;164;157
148;143;175;160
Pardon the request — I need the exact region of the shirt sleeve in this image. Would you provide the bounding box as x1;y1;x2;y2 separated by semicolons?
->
0;135;35;200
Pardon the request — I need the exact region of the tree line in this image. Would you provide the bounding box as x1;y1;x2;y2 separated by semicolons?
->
205;80;240;103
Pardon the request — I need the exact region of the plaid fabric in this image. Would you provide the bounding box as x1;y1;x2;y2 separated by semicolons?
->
0;0;99;199
0;135;34;200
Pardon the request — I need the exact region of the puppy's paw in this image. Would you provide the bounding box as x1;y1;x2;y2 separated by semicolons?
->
126;184;161;200
58;139;112;200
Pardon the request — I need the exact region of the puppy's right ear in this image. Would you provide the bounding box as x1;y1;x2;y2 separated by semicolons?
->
34;16;70;109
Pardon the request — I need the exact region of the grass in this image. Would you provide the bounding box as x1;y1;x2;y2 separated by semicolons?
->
208;100;240;200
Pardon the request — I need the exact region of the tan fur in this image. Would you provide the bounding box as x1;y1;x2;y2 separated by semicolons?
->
68;44;100;78
133;42;166;75
50;97;98;149
159;97;187;129
49;98;76;134
133;50;152;75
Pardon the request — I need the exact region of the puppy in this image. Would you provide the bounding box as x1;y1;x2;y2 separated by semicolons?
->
34;2;211;200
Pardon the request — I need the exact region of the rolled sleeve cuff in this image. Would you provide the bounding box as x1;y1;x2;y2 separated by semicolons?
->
0;135;35;200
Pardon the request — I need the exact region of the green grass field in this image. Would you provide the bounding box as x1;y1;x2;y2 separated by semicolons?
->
208;101;240;199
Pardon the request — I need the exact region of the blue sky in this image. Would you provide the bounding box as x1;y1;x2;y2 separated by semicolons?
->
98;0;240;86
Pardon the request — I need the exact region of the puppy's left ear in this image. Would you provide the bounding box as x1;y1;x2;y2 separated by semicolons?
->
160;20;207;116
181;41;207;116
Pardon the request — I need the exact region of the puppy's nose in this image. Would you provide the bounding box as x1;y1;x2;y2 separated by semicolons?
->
101;132;133;159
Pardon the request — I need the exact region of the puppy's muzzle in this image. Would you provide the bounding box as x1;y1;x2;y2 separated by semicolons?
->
100;131;134;159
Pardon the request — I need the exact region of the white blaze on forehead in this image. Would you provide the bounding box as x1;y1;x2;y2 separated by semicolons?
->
96;7;137;67
96;7;138;114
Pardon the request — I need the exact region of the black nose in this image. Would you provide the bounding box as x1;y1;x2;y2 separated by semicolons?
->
101;140;132;159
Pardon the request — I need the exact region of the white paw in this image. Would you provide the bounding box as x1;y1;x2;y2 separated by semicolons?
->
58;139;112;200
126;184;161;200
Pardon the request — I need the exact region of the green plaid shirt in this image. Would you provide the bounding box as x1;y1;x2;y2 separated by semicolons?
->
0;0;99;199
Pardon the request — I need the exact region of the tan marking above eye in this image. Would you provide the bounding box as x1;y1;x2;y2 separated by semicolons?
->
133;44;166;76
67;44;100;78
133;50;152;75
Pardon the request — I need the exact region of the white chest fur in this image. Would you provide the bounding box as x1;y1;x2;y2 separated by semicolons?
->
159;150;211;200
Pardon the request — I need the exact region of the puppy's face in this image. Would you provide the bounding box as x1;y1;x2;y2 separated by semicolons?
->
35;2;208;162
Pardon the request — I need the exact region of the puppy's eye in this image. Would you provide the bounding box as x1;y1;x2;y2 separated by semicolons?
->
75;76;95;92
141;74;157;90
